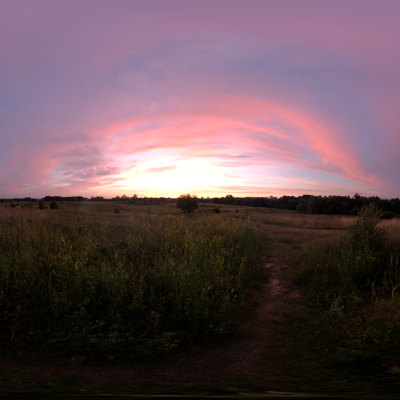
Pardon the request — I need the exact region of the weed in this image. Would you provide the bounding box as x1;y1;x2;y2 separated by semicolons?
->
0;209;262;361
291;203;400;346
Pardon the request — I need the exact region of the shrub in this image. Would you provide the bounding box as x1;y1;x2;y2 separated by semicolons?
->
293;203;392;291
38;200;46;209
382;211;398;219
9;202;16;208
347;202;386;252
50;201;58;210
337;203;388;286
291;204;400;346
114;208;121;213
213;208;221;214
176;194;198;214
349;207;360;216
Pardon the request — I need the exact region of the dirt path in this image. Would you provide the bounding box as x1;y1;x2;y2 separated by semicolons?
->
1;241;396;397
152;259;295;384
2;212;399;397
1;249;306;395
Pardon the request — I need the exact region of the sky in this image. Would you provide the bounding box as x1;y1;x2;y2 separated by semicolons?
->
1;0;400;199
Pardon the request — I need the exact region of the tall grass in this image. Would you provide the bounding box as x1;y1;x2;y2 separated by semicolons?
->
261;214;354;230
291;203;400;345
0;208;261;360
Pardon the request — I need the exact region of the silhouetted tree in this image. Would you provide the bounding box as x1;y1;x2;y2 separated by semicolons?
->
176;194;198;214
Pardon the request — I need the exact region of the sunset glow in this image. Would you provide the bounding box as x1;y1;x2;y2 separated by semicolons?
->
1;0;399;198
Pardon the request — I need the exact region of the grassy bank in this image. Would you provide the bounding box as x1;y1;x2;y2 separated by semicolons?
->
0;206;262;361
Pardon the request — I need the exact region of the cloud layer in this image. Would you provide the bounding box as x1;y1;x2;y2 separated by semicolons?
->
1;0;399;198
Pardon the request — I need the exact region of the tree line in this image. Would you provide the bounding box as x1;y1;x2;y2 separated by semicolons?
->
205;193;400;218
1;193;399;218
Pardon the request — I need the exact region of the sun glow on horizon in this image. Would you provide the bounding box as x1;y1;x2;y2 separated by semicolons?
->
1;1;400;199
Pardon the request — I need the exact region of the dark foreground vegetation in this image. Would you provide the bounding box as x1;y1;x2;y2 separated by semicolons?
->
292;203;400;347
1;200;400;395
0;204;261;362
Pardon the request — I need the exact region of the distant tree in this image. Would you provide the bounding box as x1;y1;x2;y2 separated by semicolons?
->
176;194;198;214
50;201;58;210
38;200;45;209
225;194;234;205
131;194;138;204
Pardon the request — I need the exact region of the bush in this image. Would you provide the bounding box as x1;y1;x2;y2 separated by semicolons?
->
347;202;386;252
176;194;198;214
38;200;46;209
114;208;120;213
382;211;398;219
50;201;58;210
293;203;392;290
9;202;16;208
213;208;221;214
349;207;360;216
291;204;400;346
337;203;388;285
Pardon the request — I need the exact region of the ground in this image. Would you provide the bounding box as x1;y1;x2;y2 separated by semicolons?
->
0;203;399;397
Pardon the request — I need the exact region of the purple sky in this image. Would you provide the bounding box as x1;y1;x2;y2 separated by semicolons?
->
1;0;400;199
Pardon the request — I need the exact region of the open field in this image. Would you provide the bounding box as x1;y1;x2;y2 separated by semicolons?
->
1;201;400;396
0;202;262;362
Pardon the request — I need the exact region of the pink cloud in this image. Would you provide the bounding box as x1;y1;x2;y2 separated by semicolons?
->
1;1;400;198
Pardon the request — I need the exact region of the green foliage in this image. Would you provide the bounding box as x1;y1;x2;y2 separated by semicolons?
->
338;203;388;285
9;202;16;208
38;200;46;209
348;203;385;248
0;208;261;360
293;203;391;289
176;194;198;214
49;201;58;210
291;203;400;346
213;208;221;214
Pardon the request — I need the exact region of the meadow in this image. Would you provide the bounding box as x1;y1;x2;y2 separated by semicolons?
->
290;203;400;349
1;200;400;393
0;201;262;361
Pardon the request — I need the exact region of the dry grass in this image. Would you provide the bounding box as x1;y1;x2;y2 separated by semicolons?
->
269;215;354;230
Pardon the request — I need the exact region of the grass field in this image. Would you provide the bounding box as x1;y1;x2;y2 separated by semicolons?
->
0;201;263;361
1;200;400;394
